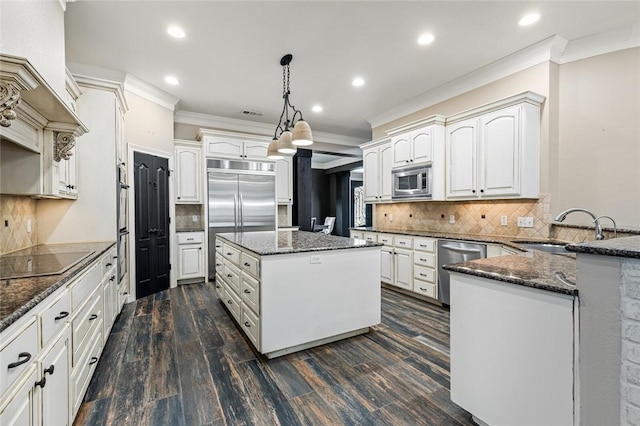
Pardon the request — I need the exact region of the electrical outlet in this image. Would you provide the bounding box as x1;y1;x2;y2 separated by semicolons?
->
26;219;32;233
310;255;321;264
501;215;508;226
449;214;455;224
389;214;393;222
517;217;534;228
192;215;198;222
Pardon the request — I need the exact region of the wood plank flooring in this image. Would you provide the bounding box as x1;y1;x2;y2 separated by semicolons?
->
74;283;474;426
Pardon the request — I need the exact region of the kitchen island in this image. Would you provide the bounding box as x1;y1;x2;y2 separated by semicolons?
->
214;230;382;358
444;251;577;426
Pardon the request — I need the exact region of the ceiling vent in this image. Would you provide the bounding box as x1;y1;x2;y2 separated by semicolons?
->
241;109;263;117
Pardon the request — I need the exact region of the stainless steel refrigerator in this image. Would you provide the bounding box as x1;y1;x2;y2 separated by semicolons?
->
207;159;276;279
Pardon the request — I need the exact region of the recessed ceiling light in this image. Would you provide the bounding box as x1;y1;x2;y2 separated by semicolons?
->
312;105;323;113
352;77;365;87
417;33;435;45
167;25;185;38
164;75;180;85
518;13;540;26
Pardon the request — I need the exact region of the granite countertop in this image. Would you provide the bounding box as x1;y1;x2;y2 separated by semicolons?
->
566;235;640;259
217;230;382;256
442;251;577;296
351;226;531;251
0;241;115;332
176;228;204;233
553;221;640;235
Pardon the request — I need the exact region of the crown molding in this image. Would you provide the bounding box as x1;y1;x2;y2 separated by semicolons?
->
367;35;567;129
175;109;368;147
124;74;179;111
67;62;129;112
559;23;640;64
359;136;391;150
312;156;361;170
386;114;447;136
446;91;546;125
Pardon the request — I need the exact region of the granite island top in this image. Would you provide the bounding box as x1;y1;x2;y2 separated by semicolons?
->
566;235;640;259
216;230;382;256
0;241;115;332
443;251;578;296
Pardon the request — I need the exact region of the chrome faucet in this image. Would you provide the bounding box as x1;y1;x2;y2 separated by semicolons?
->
554;208;604;240
595;215;617;239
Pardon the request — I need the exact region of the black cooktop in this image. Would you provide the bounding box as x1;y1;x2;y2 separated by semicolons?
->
0;251;94;279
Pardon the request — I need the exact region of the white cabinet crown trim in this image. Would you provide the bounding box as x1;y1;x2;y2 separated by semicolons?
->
446;91;545;125
385;114;447;137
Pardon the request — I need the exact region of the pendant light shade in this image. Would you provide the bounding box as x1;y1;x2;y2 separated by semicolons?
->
277;131;297;154
267;138;284;160
292;120;313;146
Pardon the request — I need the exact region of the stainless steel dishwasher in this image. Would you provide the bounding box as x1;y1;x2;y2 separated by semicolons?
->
437;240;487;305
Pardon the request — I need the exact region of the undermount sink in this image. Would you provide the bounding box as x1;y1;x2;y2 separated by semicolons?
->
518;242;570;254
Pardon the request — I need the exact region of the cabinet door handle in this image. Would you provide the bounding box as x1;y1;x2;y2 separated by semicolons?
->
244;262;250;267
89;357;99;365
419;273;427;277
215;284;221;289
89;314;98;321
472;189;476;194
215;245;221;248
420;287;427;291
226;252;233;256
34;377;46;388
399;241;406;245
106;262;112;267
8;352;31;368
54;311;69;321
227;274;233;278
186;238;194;241
243;289;250;294
420;258;427;262
244;321;251;327
177;196;181;200
227;300;233;305
44;365;55;375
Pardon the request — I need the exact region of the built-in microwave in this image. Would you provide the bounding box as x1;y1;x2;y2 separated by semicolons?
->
392;164;432;200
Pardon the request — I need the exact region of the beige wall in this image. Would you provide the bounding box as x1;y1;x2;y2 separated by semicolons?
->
125;92;175;155
0;195;37;254
0;1;66;98
556;48;640;227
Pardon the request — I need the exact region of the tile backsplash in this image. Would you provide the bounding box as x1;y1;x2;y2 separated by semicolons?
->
374;194;552;239
1;195;38;254
175;204;204;231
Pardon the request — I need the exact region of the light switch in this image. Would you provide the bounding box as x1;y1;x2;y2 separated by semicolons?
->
501;216;508;226
26;219;32;233
192;215;198;222
449;215;455;224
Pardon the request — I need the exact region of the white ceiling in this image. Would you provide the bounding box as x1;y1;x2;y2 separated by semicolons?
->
64;1;640;144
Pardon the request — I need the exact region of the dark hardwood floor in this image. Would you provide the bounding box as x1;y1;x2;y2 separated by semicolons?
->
74;283;474;426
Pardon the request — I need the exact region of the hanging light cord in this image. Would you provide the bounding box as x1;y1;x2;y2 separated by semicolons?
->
273;62;304;139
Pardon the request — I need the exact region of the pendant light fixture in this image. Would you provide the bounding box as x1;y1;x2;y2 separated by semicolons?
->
267;54;313;158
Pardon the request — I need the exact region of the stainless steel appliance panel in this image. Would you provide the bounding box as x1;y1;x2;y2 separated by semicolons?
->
208;173;240;230
238;174;276;229
437;240;487;305
392;164;433;200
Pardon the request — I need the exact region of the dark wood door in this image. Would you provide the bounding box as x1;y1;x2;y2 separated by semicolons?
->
134;152;170;299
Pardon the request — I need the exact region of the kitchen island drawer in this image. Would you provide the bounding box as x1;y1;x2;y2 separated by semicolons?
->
0;318;37;396
240;252;260;278
223;287;242;323
40;288;71;348
222;259;241;293
214;239;223;254
241;273;260;315
222;243;240;266
241;306;260;350
214;275;225;300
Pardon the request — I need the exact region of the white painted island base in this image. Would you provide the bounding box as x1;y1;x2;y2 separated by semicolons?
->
215;232;381;359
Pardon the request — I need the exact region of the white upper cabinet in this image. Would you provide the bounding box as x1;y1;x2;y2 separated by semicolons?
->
276;157;293;204
445;92;544;200
175;144;202;204
391;126;434;168
198;130;270;161
362;139;392;203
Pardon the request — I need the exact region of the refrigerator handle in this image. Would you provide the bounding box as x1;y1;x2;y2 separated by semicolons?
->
239;193;244;232
233;194;238;233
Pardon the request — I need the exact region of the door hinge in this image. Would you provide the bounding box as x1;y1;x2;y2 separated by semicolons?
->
168;217;171;224
167;170;171;177
169;264;172;270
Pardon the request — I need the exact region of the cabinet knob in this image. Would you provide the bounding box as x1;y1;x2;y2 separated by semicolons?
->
472;190;476;194
177;196;181;199
227;300;233;305
44;365;55;375
480;189;484;193
410;159;414;162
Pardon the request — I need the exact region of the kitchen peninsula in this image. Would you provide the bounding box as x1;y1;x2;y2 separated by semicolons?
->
214;230;382;358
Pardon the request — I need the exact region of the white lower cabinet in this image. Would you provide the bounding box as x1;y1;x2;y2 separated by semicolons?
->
0;246;122;426
393;248;413;290
380;246;394;284
176;232;205;281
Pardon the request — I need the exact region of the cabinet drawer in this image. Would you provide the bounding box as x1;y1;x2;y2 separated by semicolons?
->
214;239;223;254
394;236;413;249
214;275;225;300
222;259;241;294
101;248;117;275
413;280;437;299
71;327;102;416
240;252;260;278
223;287;242;323
222;243;240;266
40;288;71;348
0;318;37;396
177;232;204;245
69;262;101;311
414;253;436;268
377;234;394;246
214;255;224;275
362;232;377;242
350;231;364;240
241;273;260;315
414;237;436;253
72;289;103;367
414;266;436;284
241;306;260;350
